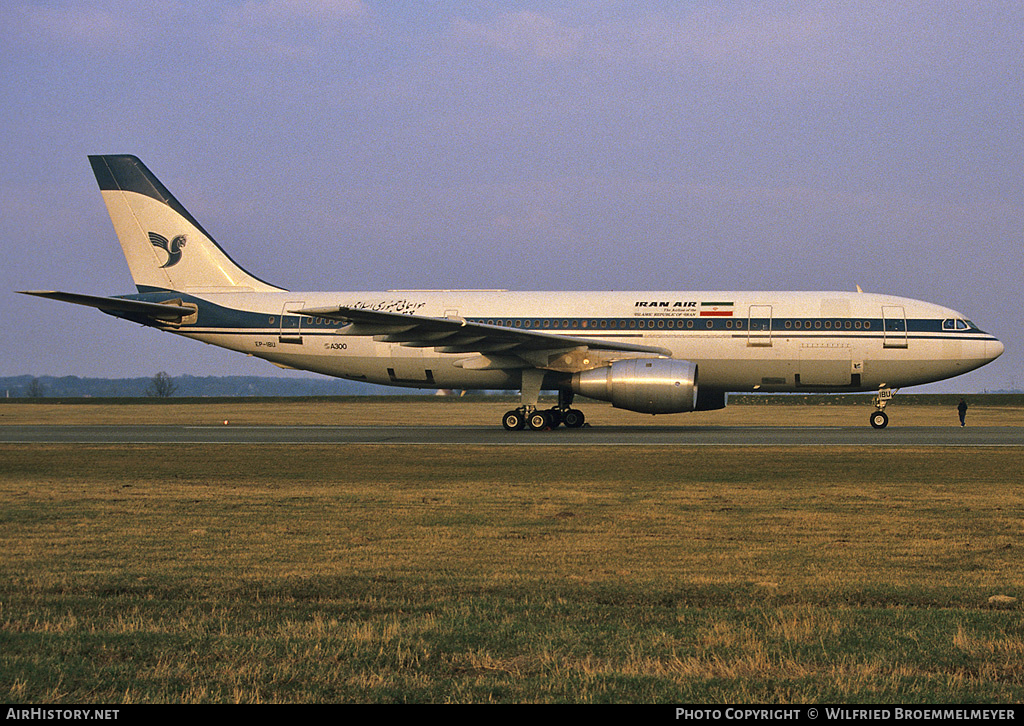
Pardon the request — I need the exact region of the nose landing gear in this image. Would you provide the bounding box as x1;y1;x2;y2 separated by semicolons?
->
870;387;898;429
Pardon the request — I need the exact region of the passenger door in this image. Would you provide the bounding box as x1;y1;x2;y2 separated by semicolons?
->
279;301;305;344
747;305;773;347
882;305;908;349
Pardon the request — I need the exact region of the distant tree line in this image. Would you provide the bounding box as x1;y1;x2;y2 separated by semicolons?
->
0;374;398;398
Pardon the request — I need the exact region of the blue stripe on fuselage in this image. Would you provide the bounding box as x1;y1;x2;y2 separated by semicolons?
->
113;292;996;340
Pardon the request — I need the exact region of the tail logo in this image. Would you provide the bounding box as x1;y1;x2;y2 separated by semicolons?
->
148;232;187;268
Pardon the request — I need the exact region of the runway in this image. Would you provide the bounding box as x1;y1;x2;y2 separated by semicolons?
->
1;424;1020;446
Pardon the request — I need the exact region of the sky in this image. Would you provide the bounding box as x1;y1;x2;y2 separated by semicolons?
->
2;0;1021;392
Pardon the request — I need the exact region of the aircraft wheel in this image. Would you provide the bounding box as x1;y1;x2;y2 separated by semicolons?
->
502;410;526;431
528;411;552;431
870;411;889;429
562;409;585;428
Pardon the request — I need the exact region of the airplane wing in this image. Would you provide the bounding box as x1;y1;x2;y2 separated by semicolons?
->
294;304;672;371
18;291;195;321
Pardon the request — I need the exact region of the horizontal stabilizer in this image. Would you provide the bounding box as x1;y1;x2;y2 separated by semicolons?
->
18;290;193;321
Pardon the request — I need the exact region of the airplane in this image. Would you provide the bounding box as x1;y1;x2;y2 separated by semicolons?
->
20;155;1004;430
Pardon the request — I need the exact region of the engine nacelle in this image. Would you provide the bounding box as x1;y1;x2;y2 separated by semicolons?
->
572;358;699;414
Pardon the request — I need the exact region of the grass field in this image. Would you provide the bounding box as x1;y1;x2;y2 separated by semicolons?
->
1;401;1023;703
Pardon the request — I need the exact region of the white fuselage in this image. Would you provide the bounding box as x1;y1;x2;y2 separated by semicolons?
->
165;289;1003;394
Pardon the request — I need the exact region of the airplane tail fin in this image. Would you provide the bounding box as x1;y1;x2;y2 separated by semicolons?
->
88;155;282;293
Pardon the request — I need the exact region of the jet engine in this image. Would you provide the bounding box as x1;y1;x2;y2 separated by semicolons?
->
571;358;699;414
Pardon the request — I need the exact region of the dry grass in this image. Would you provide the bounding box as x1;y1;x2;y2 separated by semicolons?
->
1;441;1023;702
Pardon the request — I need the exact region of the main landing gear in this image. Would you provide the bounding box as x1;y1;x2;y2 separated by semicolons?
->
502;405;586;431
502;371;585;431
870;387;898;429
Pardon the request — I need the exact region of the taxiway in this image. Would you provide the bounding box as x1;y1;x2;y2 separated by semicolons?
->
1;424;1020;446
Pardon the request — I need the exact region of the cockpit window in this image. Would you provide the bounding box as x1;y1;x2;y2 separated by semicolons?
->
943;319;971;331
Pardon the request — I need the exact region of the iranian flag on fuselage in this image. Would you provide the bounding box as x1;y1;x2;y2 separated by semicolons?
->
700;301;734;317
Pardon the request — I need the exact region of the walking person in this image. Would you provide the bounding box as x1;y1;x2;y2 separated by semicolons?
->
957;397;968;427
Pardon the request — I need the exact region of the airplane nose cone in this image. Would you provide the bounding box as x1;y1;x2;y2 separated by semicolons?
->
987;338;1004;361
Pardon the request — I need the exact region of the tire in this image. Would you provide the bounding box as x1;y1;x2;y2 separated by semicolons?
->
502;410;525;431
562;409;585;428
870;411;889;429
528;411;551;431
